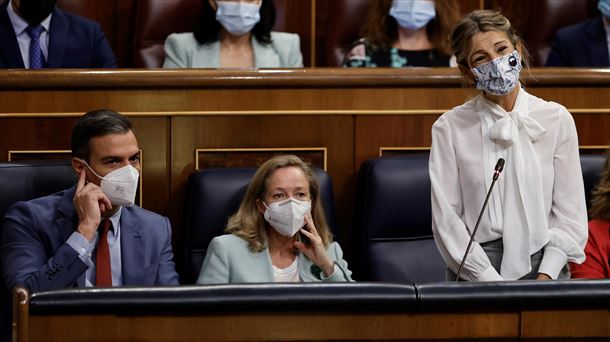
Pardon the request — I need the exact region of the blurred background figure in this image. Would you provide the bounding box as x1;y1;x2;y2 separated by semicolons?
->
0;0;116;68
571;148;610;279
343;0;460;67
163;0;302;68
545;0;610;66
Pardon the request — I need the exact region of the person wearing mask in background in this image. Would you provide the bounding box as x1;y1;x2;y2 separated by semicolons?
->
546;0;610;67
343;0;460;67
163;0;302;68
430;10;588;281
0;0;116;68
197;155;352;283
571;148;610;278
0;109;178;342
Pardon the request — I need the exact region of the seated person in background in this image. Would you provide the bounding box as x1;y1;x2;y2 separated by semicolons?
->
1;109;179;292
571;148;610;278
163;0;303;68
343;0;459;67
198;155;352;283
0;0;116;68
545;0;610;67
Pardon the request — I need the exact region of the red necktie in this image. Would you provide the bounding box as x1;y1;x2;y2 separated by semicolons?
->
96;219;112;287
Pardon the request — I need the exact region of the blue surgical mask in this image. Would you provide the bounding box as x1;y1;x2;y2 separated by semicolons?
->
389;0;436;30
471;50;522;96
216;1;261;36
599;0;610;20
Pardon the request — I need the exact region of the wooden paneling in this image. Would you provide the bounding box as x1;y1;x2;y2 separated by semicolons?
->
27;312;523;341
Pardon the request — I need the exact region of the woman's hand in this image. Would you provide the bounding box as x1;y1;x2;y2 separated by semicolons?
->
294;214;334;277
536;273;552;280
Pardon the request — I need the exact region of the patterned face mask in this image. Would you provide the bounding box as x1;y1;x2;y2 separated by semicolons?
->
471;50;522;96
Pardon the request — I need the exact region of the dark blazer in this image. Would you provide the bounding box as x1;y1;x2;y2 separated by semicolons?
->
546;16;610;67
0;185;179;291
0;2;116;68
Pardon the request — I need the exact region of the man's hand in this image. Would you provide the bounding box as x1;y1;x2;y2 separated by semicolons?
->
73;170;112;241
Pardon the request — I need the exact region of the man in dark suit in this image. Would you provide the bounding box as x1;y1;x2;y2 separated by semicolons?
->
546;13;610;67
1;109;180;290
0;0;116;68
0;109;179;341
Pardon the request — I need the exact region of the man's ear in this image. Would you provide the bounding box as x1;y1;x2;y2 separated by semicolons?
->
71;157;85;176
458;64;476;84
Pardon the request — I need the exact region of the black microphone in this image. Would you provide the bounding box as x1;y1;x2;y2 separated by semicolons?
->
455;158;505;281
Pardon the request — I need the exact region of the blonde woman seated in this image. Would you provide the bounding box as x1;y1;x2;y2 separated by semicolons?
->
197;155;352;283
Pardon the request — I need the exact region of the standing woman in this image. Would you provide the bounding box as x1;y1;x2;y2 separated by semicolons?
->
163;0;303;68
343;0;460;67
430;10;587;281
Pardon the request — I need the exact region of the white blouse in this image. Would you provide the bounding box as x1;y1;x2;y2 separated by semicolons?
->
429;87;588;281
272;257;300;283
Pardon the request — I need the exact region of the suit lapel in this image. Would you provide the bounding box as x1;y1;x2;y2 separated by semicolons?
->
120;208;146;285
47;7;67;68
252;37;279;68
195;41;220;68
0;2;25;68
585;17;610;66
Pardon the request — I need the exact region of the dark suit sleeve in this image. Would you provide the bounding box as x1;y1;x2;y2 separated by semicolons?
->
545;33;568;66
155;216;179;285
91;23;117;68
0;203;88;292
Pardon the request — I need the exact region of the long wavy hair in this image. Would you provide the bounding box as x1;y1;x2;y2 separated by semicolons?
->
361;0;460;55
226;155;333;253
193;0;275;45
589;149;610;221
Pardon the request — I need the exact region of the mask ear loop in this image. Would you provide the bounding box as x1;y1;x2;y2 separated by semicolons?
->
76;158;105;183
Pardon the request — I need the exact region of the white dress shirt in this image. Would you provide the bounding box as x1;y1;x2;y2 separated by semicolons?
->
6;0;52;68
429;87;588;281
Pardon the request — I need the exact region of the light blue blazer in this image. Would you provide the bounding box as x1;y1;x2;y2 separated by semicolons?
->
163;31;303;68
197;234;353;284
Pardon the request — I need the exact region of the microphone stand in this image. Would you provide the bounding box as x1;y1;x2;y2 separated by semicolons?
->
455;159;505;281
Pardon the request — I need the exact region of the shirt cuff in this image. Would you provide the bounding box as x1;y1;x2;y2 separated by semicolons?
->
320;264;337;281
476;265;504;281
66;232;94;264
538;246;568;279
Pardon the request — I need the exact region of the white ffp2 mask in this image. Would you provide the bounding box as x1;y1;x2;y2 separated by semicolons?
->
264;198;311;237
82;161;140;207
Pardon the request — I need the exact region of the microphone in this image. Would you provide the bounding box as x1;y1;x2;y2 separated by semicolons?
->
455;158;505;281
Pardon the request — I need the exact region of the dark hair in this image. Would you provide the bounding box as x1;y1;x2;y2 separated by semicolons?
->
193;0;275;45
71;109;133;161
589;148;610;221
361;0;460;55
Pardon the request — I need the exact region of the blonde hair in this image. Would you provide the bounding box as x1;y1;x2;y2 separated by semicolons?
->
226;155;333;253
589;148;610;221
449;10;531;69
